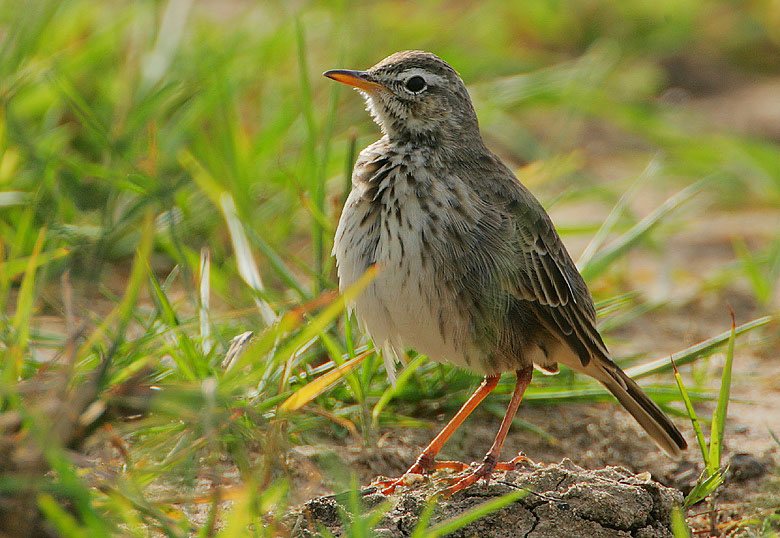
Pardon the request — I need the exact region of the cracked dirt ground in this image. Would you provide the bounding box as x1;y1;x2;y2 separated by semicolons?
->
288;460;683;537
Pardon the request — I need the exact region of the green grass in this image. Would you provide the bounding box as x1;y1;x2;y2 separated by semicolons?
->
673;313;735;510
1;0;779;535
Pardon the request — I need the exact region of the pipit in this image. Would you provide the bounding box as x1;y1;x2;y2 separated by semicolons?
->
324;51;686;495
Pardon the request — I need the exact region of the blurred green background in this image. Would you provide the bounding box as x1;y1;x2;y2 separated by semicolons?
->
1;0;779;535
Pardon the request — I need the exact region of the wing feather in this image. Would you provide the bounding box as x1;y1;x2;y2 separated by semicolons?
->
509;205;609;367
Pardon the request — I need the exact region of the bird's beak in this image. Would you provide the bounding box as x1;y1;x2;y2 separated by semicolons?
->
323;69;391;94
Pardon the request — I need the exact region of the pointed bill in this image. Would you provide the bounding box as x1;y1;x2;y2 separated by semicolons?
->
323;69;392;94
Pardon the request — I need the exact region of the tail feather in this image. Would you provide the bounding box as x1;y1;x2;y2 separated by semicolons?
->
589;361;687;457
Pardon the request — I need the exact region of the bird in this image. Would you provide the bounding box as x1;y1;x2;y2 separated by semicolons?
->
324;50;686;495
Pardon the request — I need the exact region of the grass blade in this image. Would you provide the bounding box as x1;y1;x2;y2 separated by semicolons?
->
272;265;379;377
372;354;426;428
316;328;365;404
0;247;70;280
219;314;300;385
408;497;439;538
6;227;45;380
279;349;372;412
707;309;736;476
770;428;780;448
199;247;212;355
423;489;526;537
732;238;772;305
577;157;656;268
671;506;691;537
294;17;322;293
624;315;771;379
580;180;705;280
38;494;87;538
147;267;203;380
343;129;358;204
47;71;112;149
671;358;708;465
245;226;310;301
684;469;725;508
140;0;192;89
76;211;156;358
220;192;277;326
215;486;252;538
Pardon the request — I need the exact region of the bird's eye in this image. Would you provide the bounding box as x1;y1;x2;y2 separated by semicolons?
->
405;75;426;93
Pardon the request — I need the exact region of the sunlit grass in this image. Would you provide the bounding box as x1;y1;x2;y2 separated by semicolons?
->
1;0;778;534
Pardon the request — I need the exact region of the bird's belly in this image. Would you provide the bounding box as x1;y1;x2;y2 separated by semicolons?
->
355;260;475;371
336;205;476;371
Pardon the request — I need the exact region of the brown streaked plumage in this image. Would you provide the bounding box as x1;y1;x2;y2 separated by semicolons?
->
325;50;686;495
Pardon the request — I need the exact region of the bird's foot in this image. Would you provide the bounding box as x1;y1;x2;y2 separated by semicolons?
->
372;453;532;496
371;472;424;495
439;453;531;496
372;459;471;495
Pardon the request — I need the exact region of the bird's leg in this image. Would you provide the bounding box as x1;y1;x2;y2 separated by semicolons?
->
375;374;500;494
443;365;534;496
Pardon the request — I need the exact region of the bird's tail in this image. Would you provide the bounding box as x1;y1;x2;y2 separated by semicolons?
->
587;360;687;457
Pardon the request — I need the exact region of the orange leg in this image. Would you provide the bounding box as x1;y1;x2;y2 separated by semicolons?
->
376;374;500;494
443;365;534;495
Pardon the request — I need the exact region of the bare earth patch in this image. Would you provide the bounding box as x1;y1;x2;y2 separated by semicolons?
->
287;459;682;538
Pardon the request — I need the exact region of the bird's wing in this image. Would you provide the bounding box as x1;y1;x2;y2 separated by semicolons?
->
504;195;610;367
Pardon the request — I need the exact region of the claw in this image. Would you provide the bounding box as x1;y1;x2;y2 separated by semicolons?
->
373;471;425;495
442;459;495;496
495;453;531;471
441;453;532;496
372;459;429;495
371;459;474;495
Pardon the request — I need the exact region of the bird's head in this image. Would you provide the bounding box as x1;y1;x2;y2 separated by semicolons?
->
324;50;480;147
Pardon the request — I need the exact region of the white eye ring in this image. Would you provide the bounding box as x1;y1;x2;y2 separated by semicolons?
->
404;75;427;93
